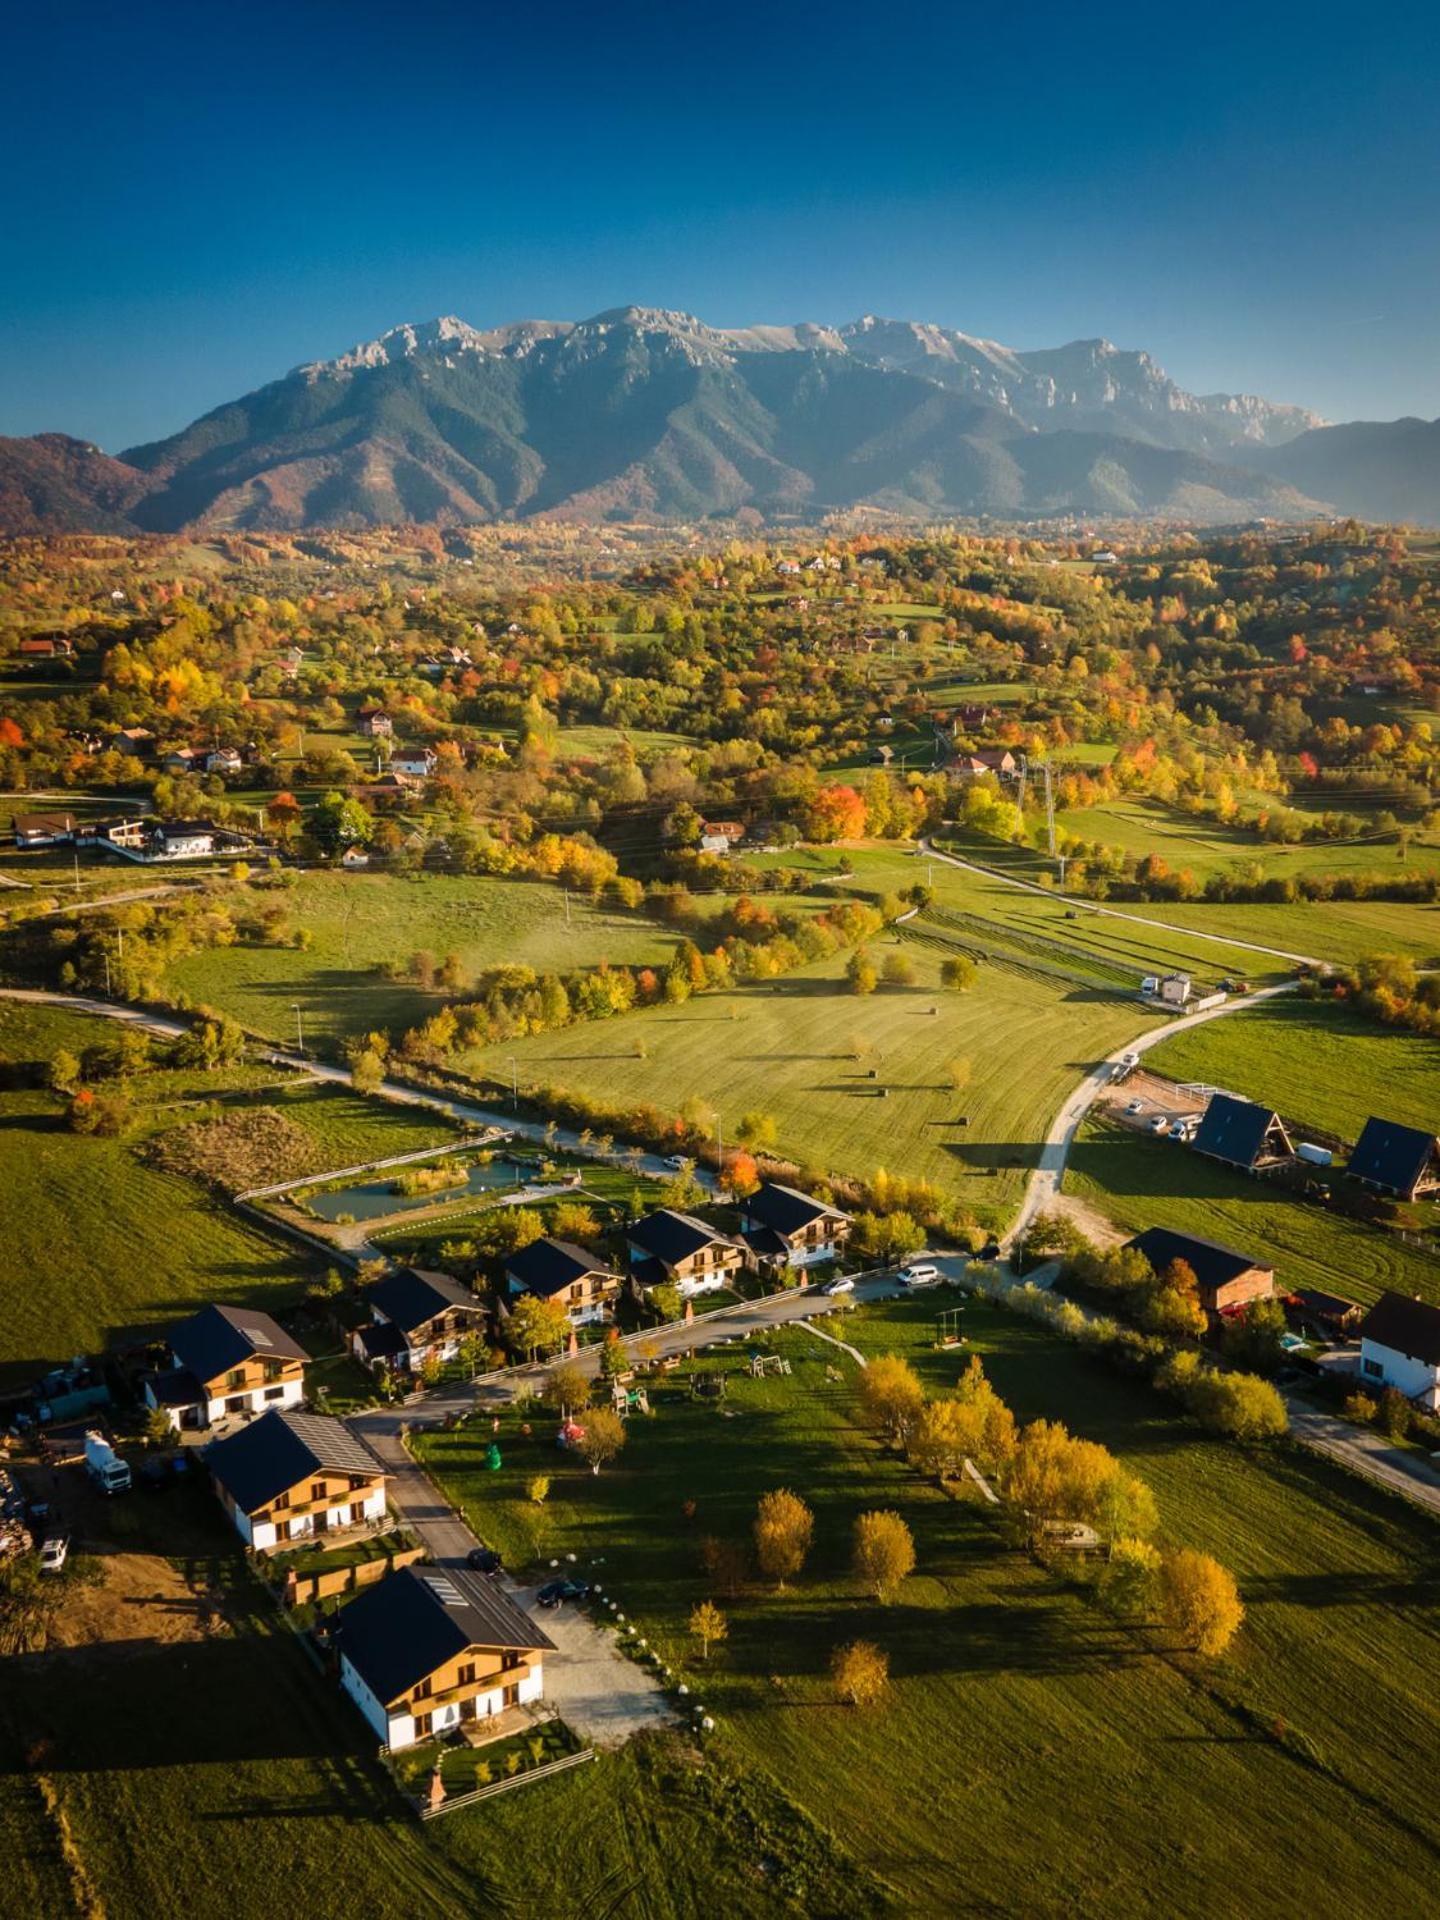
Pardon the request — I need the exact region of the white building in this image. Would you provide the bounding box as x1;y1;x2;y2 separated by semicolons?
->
1358;1293;1440;1412
205;1409;387;1551
337;1566;551;1750
142;1303;308;1432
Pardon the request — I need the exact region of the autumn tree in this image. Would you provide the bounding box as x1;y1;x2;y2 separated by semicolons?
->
831;1639;889;1709
940;954;977;991
754;1488;814;1588
1161;1549;1244;1656
853;1510;916;1602
846;950;878;996
909;1355;1017;1479
508;1294;571;1361
549;1200;601;1243
857;1354;926;1447
541;1362;592;1416
689;1599;729;1662
577;1407;627;1476
881;950;917;988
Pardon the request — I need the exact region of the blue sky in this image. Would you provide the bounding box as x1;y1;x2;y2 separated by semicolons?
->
3;0;1438;450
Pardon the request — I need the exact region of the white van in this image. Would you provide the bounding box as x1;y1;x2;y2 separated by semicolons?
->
898;1262;941;1287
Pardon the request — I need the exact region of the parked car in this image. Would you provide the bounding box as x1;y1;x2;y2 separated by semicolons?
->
537;1577;590;1608
820;1275;855;1296
662;1154;689;1170
466;1546;503;1575
898;1262;941;1287
977;1241;1002;1262
1124;1099;1144;1115
39;1532;69;1574
1151;1116;1170;1134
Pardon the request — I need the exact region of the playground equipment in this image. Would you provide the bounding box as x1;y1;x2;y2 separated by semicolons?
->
935;1307;967;1349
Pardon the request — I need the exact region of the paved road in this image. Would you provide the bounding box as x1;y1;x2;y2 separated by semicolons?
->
921;836;1324;967
1285;1402;1440;1519
1006;981;1298;1249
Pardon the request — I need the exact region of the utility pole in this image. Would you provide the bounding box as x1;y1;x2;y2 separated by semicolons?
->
715;1110;724;1194
1043;761;1057;861
563;887;571;927
1016;754;1028;815
103;951;111;997
73;852;81;896
291;1002;304;1056
1057;853;1069;891
509;1055;518;1113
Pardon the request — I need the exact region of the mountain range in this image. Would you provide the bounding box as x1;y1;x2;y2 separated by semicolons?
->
0;307;1434;532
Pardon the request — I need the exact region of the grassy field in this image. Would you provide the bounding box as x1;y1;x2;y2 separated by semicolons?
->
416;1297;1440;1917
1130;896;1440;969
454;942;1159;1223
168;870;680;1044
1067;1115;1440;1309
1056;797;1440;885
1142;994;1440;1143
0;1001;460;1382
0;1476;810;1920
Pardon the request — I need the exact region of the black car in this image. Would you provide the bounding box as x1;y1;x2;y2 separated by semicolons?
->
536;1577;590;1608
466;1546;503;1576
977;1241;1002;1262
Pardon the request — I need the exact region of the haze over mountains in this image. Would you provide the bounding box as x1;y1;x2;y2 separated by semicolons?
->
0;306;1435;533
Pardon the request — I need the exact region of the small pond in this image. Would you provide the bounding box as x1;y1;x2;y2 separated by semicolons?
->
306;1155;546;1222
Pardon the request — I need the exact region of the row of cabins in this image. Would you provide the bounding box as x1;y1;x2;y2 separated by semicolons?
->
502;1185;855;1331
1192;1094;1440;1201
141;1303;551;1749
343;1186;856;1377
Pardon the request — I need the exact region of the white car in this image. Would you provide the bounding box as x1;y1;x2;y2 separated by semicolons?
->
820;1275;854;1296
39;1533;69;1575
898;1262;941;1287
662;1154;690;1171
1124;1099;1145;1115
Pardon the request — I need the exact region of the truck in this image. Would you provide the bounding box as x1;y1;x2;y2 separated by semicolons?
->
1296;1141;1334;1168
84;1429;131;1495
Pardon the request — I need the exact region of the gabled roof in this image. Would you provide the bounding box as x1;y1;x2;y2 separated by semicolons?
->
1125;1227;1272;1298
743;1182;848;1237
1359;1291;1440;1368
506;1237;615;1299
1191;1094;1291;1170
628;1209;734;1267
144;1366;205;1408
337;1566;553;1707
1347;1118;1440;1196
206;1410;381;1513
353;1322;407;1364
367;1267;479;1336
168;1303;307;1386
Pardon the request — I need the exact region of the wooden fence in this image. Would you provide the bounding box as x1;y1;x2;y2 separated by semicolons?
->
283;1543;425;1609
417;1747;595;1819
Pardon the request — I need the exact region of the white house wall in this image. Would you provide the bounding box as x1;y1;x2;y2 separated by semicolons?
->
340;1656;392;1745
1361;1339;1440;1410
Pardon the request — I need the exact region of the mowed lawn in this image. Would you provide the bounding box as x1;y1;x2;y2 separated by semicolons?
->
455;946;1158;1220
417;1299;1440;1918
1129;895;1440;969
1143;994;1440;1143
0;1003;458;1382
1067;1116;1440;1309
168;871;680;1044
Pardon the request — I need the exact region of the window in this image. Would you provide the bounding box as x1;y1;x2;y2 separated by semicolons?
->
311;1482;326;1502
1363;1358;1384;1379
416;1711;432;1738
457;1662;476;1686
273;1490;289;1510
225;1369;245;1388
501;1649;521;1672
414;1677;431;1700
264;1385;286;1401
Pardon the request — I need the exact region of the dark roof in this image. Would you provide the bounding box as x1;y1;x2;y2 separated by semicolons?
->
143;1366;205;1408
629;1255;668;1291
1360;1292;1440;1368
1288;1288;1362;1322
1346;1118;1440;1196
741;1225;790;1259
367;1267;479;1336
743;1182;848;1237
1125;1227;1272;1297
1192;1094;1290;1169
337;1565;553;1706
628;1209;731;1267
353;1322;407;1364
206;1409;381;1513
168;1304;307;1386
14;811;77;834
506;1237;613;1299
